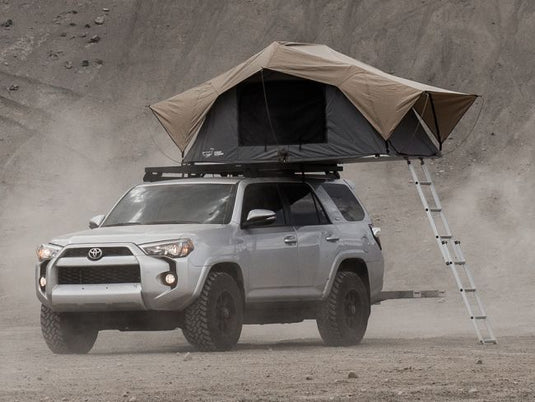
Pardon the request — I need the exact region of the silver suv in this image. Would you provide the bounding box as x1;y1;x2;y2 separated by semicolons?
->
36;176;384;353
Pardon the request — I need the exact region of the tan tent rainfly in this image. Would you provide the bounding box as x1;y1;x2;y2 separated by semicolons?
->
150;41;476;156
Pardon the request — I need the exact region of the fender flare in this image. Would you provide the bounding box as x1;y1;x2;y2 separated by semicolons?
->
321;251;370;299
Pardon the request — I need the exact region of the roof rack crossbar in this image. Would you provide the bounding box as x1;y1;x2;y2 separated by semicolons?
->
143;163;343;182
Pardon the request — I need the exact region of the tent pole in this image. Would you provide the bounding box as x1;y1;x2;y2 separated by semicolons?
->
428;93;442;150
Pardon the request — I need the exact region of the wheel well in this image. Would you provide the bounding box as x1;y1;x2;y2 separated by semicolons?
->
210;262;245;299
338;259;370;301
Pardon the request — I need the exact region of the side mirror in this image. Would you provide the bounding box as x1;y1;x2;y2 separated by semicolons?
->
89;214;105;229
242;209;276;228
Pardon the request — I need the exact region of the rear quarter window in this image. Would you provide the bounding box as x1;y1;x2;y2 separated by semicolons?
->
321;183;365;221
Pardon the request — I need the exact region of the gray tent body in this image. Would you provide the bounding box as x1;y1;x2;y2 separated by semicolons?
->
184;71;439;165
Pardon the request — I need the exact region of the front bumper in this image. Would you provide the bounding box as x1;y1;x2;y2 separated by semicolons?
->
36;243;202;312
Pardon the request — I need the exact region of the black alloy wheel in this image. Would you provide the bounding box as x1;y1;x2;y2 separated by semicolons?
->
316;271;370;346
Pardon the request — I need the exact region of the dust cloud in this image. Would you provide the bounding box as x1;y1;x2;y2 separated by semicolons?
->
1;0;534;343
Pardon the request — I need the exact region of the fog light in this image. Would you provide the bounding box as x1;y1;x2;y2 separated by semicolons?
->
164;273;177;286
39;276;47;288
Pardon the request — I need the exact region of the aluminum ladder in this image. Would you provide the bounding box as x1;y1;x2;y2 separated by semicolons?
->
407;159;497;344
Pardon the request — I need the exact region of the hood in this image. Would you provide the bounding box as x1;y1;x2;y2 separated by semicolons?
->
50;224;227;247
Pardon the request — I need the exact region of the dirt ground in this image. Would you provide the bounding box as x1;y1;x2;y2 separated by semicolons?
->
2;1;535;401
1;324;534;402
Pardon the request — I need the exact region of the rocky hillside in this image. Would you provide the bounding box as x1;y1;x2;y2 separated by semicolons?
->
1;0;533;335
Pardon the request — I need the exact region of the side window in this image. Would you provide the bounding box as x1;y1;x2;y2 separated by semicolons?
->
322;183;365;221
241;183;286;226
279;183;329;226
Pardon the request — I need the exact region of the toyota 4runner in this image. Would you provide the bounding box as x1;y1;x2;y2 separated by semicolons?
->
36;175;384;353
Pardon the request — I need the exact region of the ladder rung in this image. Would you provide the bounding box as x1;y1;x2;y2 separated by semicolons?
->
439;235;452;239
472;315;487;320
462;288;476;292
482;338;497;344
418;181;432;185
453;261;466;265
429;208;442;212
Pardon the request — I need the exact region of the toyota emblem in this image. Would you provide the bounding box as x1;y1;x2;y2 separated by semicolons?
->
87;248;103;261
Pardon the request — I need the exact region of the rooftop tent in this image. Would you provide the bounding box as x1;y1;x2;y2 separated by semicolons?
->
150;42;477;164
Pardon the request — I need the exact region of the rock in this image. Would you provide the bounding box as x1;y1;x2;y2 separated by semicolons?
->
69;22;76;26
305;375;313;380
64;61;73;69
81;60;89;67
95;59;104;66
183;352;192;361
8;84;19;91
468;388;478;394
347;371;358;379
397;391;403;395
94;16;105;25
61;398;68;402
89;35;101;43
48;50;63;59
128;397;137;402
84;23;91;28
103;8;110;12
60;32;67;37
1;19;13;28
79;32;87;38
122;391;129;397
476;359;483;365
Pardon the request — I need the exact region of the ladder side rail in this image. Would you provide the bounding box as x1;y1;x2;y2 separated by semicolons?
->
408;162;451;262
452;242;495;338
440;236;486;342
422;163;454;237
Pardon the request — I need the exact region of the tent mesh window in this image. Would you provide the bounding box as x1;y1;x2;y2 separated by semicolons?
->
237;71;326;146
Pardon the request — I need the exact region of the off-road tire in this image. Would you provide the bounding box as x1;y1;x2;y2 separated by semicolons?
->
182;272;243;351
40;304;98;354
316;271;370;346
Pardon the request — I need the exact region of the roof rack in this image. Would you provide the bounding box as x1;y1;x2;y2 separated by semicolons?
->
143;163;343;182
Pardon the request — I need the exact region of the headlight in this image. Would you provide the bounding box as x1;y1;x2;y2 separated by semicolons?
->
36;244;63;261
140;239;194;258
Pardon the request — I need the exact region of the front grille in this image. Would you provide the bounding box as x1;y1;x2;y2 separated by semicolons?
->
61;247;133;258
58;265;140;284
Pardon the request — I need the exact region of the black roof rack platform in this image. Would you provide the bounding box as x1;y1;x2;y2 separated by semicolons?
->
143;163;343;182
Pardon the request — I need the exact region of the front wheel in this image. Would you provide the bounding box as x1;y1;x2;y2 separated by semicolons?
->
182;272;243;351
316;271;370;346
40;305;98;354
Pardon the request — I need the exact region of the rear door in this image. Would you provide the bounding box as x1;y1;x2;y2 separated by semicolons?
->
279;183;340;296
239;183;299;300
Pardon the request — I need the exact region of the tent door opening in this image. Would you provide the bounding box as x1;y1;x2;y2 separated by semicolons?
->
238;69;327;147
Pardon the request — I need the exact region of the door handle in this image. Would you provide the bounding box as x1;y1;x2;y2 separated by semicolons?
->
284;235;297;245
325;234;340;242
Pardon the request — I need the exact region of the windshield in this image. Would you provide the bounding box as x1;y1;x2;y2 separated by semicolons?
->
102;183;236;226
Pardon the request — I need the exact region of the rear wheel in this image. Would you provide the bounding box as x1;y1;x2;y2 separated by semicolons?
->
182;272;243;351
316;271;370;346
40;305;98;354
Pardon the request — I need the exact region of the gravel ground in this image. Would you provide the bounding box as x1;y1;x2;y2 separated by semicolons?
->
1;325;534;402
